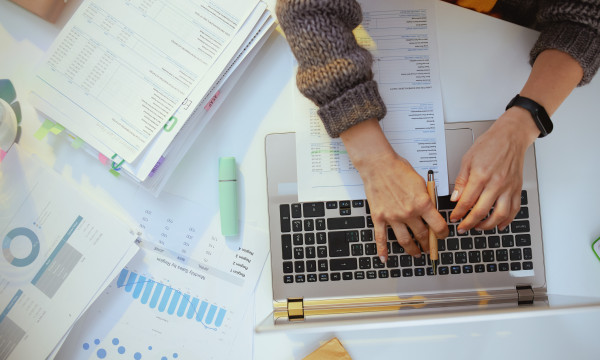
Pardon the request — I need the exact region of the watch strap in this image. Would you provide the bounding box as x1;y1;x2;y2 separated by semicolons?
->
506;94;553;138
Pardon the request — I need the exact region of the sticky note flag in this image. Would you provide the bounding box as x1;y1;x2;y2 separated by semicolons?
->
0;149;6;163
49;123;65;135
98;153;110;165
109;169;120;178
34;120;55;140
71;137;85;149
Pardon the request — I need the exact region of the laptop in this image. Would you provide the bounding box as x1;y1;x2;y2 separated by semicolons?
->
257;120;600;331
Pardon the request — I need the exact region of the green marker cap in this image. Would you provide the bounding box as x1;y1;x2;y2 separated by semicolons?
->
219;156;237;181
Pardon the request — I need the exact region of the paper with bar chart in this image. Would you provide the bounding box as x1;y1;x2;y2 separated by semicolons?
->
55;191;268;359
0;145;139;360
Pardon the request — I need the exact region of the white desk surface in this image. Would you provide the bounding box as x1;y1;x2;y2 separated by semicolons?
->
1;1;600;359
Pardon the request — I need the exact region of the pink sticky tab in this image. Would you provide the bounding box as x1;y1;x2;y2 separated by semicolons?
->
0;149;6;163
98;153;109;165
204;91;221;111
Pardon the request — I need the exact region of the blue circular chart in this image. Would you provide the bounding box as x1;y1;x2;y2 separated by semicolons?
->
3;227;40;267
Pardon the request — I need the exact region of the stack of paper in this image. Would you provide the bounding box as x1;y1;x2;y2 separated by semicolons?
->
0;145;140;360
29;0;275;195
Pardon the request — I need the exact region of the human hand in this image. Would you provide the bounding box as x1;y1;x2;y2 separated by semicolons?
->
340;119;448;262
450;107;540;233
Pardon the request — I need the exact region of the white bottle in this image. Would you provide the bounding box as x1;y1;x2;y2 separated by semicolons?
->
0;98;17;153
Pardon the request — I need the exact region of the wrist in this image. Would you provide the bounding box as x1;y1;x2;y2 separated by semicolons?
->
497;107;541;146
340;118;398;171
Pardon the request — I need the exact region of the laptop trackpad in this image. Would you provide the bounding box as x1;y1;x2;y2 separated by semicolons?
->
445;127;474;189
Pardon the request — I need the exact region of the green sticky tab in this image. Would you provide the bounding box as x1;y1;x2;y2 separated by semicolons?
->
34;120;55;140
71;137;84;149
50;123;65;135
109;169;120;178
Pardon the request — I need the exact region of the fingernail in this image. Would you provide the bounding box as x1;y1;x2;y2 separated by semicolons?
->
450;218;458;223
457;228;466;235
379;255;387;263
450;189;459;202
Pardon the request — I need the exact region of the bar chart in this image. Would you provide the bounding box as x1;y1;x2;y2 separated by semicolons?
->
116;269;227;329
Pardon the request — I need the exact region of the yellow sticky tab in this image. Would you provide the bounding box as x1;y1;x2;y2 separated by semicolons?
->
50;123;65;135
71;137;85;149
34;120;55;140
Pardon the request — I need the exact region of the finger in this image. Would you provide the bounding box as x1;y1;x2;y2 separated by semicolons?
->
391;223;421;257
497;192;522;230
405;217;430;252
450;175;486;223
373;217;388;263
450;158;471;203
457;187;498;233
421;209;449;239
476;192;511;230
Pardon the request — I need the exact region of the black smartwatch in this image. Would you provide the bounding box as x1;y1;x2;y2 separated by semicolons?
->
505;94;553;138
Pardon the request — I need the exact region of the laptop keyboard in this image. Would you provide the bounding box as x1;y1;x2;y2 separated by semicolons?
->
279;191;533;284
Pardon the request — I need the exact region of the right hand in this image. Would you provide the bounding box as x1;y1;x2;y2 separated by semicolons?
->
340;119;449;261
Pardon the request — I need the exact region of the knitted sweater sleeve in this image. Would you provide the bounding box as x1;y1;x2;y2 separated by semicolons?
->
531;0;600;85
276;0;386;138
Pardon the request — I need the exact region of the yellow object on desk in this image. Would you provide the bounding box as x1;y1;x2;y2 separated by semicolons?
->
303;338;352;360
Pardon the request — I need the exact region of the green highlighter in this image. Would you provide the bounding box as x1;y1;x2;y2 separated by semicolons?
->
219;157;238;236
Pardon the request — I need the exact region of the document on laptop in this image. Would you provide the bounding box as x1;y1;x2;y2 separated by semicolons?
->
0;145;140;360
30;0;259;163
295;0;449;201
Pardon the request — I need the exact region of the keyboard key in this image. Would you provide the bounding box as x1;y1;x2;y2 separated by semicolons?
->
318;260;328;271
414;255;426;266
447;224;456;237
509;248;522;261
293;233;303;246
351;244;364;256
305;233;315;245
328;232;350;257
339;201;351;208
470;229;482;236
496;249;508;262
292;220;302;232
488;236;501;248
498;226;510;234
359;257;371;269
461;237;473;250
438;266;449;275
516;234;531;247
330;258;358;271
502;235;514;247
402;269;413;277
280;204;291;232
523;248;532;260
400;255;413;267
366;200;370;214
361;229;373;242
365;243;377;255
282;234;292;260
392;242;405;254
346;230;359;242
511;220;530;233
510;262;521;271
303;202;325;217
484;228;496;235
437;196;456;210
284;275;294;283
387;228;397;240
317;246;327;258
441;252;453;265
352;200;364;208
515;207;529;219
306;246;316;259
437;238;446;251
447;238;459;250
523;261;533;270
283;261;293;273
482;250;495;262
486;264;497;272
355;271;365;280
378;270;389;278
366;216;374;227
468;251;481;263
315;218;326;230
316;232;327;244
319;273;329;281
294;261;305;272
340;208;351;216
326;201;338;209
304;219;314;231
343;272;353;280
521;190;528;205
391;269;401;277
455;251;467;264
367;271;377;279
291;203;302;218
373;257;385;268
296;275;305;283
327;216;365;230
451;266;461;274
331;273;341;281
463;265;473;274
387;255;399;268
474;237;487;249
415;268;425;276
294;247;304;259
307;260;316;272
499;263;509;272
475;264;485;273
307;274;317;282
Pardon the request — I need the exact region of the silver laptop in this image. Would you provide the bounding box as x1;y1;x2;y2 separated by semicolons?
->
257;121;599;330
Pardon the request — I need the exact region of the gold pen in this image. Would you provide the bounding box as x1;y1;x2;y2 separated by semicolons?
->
426;170;438;275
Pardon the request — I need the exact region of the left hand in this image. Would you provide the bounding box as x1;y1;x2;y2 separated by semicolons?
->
449;107;540;233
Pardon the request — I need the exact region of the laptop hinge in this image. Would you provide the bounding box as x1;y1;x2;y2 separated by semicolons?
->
516;285;534;305
287;298;304;321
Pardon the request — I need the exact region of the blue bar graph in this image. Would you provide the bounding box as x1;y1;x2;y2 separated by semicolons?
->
115;269;227;329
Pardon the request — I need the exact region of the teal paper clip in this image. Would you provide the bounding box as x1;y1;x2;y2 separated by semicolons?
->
163;116;177;132
593;237;600;263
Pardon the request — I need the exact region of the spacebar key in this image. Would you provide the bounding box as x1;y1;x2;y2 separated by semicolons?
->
330;258;358;271
327;216;365;230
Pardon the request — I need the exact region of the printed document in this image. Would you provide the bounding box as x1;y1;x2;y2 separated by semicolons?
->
30;0;258;163
295;0;449;201
0;145;139;360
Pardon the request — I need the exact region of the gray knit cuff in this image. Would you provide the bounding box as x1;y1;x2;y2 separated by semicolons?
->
317;80;387;138
530;22;600;86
